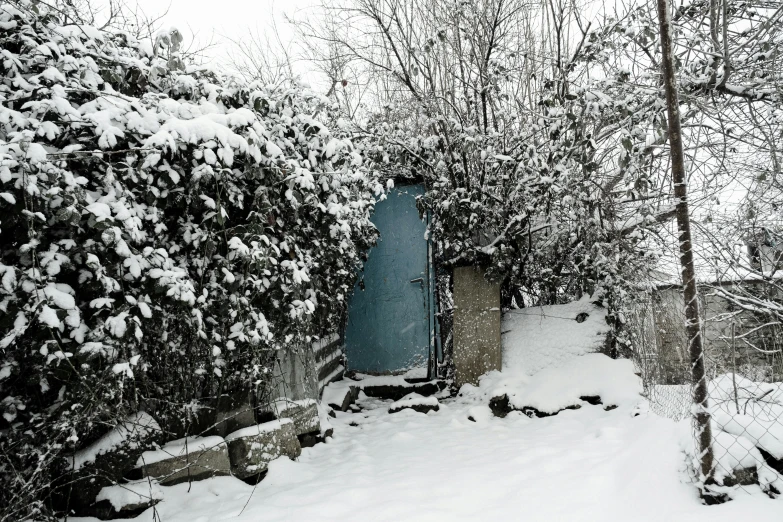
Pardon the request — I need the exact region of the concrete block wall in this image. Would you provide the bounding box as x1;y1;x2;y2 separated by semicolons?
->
452;266;501;388
270;345;318;403
650;288;691;384
651;283;782;382
314;333;345;394
266;333;344;402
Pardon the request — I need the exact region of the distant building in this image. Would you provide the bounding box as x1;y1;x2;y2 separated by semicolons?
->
637;237;782;385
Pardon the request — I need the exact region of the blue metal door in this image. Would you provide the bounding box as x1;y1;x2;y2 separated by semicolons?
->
344;184;432;374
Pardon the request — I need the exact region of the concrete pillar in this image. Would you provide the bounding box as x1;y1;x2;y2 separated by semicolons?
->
453;266;501;388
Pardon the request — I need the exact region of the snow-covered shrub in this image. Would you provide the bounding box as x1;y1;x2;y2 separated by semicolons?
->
0;2;381;518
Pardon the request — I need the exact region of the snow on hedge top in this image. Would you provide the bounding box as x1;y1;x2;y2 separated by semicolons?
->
709;373;783;412
502;295;610;376
71;412;160;470
136;435;226;467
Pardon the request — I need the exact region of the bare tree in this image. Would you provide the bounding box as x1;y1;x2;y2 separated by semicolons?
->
655;0;714;489
223;14;295;86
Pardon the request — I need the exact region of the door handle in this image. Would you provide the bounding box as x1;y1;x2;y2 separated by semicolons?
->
410;278;425;308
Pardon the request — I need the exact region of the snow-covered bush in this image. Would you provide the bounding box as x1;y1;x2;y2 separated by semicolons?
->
0;1;381;518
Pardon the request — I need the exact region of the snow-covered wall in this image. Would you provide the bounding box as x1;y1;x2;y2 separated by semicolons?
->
268;333;344;405
470;296;641;415
501;296;611;376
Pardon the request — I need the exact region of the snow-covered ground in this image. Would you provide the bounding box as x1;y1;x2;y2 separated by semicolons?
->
71;399;782;522
71;298;783;521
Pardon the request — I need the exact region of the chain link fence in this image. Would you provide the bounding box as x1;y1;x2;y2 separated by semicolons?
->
628;286;783;499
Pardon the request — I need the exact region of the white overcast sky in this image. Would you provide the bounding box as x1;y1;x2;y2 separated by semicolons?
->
135;0;315;41
133;0;320;75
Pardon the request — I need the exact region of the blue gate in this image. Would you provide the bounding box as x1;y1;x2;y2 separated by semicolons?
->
344;184;435;375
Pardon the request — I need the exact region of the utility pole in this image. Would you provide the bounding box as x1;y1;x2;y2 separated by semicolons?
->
654;0;715;492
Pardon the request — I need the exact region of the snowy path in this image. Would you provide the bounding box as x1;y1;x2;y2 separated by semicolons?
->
74;297;783;522
89;395;783;522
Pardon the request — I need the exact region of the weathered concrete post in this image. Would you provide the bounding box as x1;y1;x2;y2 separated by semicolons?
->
453;266;501;388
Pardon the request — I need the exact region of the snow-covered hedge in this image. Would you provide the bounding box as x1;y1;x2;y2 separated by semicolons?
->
0;1;382;518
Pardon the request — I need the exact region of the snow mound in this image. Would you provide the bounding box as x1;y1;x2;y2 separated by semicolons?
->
709;374;783;459
502;295;610;376
322;380;356;408
389;393;439;410
95;479;163;511
136;435;226;467
486;353;641;413
71;412;160;470
69;392;783;522
711;431;780;487
404;367;428;379
713;412;783;461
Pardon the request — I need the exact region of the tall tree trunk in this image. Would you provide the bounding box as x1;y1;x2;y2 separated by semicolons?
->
655;0;715;487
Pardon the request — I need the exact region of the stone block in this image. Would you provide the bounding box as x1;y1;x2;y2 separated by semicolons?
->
157;402;213;440
759;447;783;474
453;266;501;388
89;479;163;519
489;394;512;418
360;380;446;401
579;395;602;406
520;404;581;418
270;347;318;402
270;399;320;436
298;432;320;448
389;403;439;414
322;382;359;411
53;412;161;515
214;390;256;438
136;436;230;486
488;394;583;419
225;419;302;479
722;467;759;487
